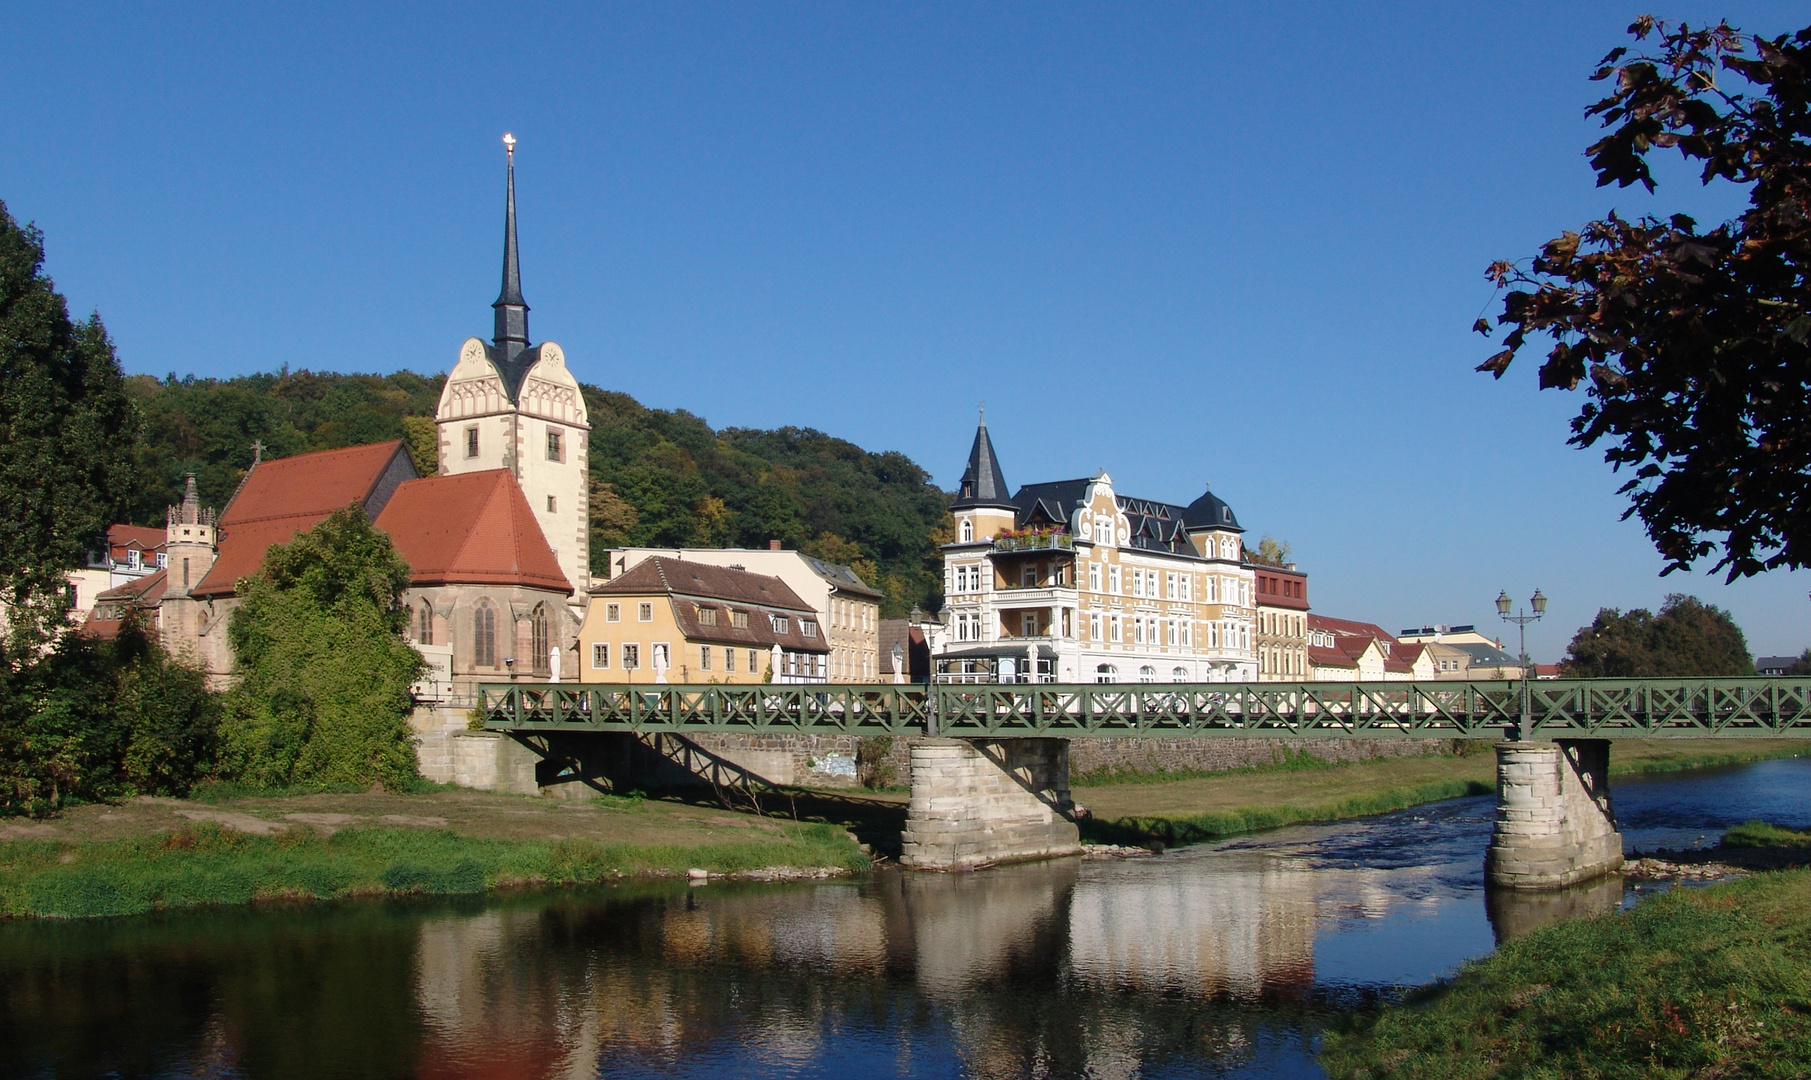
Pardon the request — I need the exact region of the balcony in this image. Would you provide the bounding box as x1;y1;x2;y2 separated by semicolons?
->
992;532;1073;553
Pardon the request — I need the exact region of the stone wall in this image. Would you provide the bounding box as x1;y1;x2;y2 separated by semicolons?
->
680;732;913;789
1067;735;1448;779
1485;739;1622;889
414;731;540;795
901;738;1082;870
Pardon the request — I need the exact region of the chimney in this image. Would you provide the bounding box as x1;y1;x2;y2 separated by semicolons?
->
769;539;783;551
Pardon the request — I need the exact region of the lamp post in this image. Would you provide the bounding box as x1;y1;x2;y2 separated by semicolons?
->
1496;588;1547;740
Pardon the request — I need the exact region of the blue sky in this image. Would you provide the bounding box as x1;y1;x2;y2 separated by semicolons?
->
4;2;1807;660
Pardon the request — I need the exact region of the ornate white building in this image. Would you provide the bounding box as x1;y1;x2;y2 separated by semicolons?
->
932;416;1257;683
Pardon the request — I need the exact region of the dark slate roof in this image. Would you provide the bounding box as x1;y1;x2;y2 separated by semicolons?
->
802;555;884;599
1449;642;1520;667
951;419;1013;510
1182;486;1243;533
1010;478;1209;558
595;557;828;653
484;341;546;403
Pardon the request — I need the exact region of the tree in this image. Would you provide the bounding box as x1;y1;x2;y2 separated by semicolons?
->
1560;593;1754;676
219;506;422;790
1253;536;1293;566
0;201;137;646
1477;18;1811;579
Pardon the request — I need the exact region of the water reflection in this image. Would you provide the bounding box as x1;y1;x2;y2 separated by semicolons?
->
4;759;1807;1079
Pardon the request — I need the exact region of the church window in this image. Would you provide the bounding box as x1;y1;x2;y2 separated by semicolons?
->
638;603;653;622
531;605;550;673
546;428;563;461
592;643;609;669
418;603;434;645
959;519;973;543
622;644;640;670
465;427;479;459
605;603;620;622
473;602;497;668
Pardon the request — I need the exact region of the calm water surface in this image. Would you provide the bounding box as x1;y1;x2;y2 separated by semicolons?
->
3;757;1807;1080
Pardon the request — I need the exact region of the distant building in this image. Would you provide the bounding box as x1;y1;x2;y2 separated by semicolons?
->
602;545;882;682
879;617;931;683
1249;558;1309;681
1756;655;1801;676
1397;624;1524;679
1306;615;1401;681
933;414;1258;684
578;557;828;684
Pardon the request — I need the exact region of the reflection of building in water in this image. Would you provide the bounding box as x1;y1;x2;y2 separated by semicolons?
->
1068;856;1319;1000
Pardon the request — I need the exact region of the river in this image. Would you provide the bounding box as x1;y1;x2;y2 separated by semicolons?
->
3;757;1807;1079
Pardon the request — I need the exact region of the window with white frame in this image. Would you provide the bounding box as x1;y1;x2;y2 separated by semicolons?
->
699;645;712;671
1022;613;1038;636
769;614;789;634
1172;666;1189;683
1096;663;1118;684
1181;621;1193;647
605;603;621;622
592;643;610;669
1109;616;1122;643
1108;566;1121;594
725;647;736;673
1133;618;1145;644
638;603;653;622
622;644;641;670
1132;569;1144;597
1139;665;1157;684
1094;516;1112;544
652;643;669;670
1165;572;1178;600
960;519;973;542
1180;575;1191;601
1088;563;1101;591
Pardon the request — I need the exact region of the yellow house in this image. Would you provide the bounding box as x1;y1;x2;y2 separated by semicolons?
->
578;557;830;684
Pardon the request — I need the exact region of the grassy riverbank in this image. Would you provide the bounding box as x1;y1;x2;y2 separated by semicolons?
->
1074;739;1805;847
1321;867;1811;1079
0;789;869;919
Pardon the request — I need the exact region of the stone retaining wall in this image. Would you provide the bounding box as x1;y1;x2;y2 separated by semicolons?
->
1067;735;1449;779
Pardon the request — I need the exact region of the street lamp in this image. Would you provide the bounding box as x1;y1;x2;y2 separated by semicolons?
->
1496;589;1546;739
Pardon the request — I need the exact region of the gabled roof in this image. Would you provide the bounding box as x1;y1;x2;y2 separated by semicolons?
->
1309;644;1356;669
192;441;415;598
594;557;827;653
374;471;572;594
951;418;1014;510
1308;614;1397;644
84;569;168;639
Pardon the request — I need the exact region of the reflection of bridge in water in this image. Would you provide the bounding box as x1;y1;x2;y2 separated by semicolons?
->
484;679;1811;886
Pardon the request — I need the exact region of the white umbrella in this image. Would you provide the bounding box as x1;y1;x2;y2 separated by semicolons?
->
771;643;785;683
653;647;668;684
548;647;562;684
1027;642;1039;684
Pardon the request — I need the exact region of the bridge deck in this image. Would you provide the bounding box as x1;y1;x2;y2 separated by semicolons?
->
479;679;1811;740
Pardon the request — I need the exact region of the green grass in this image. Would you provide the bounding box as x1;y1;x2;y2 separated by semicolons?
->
1080;779;1493;847
1723;821;1811;849
1320;869;1811;1079
1610;747;1805;777
0;820;868;920
1070;746;1348;787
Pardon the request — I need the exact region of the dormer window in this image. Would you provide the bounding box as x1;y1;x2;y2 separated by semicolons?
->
769;614;790;634
126;549;141;570
801;620;817;638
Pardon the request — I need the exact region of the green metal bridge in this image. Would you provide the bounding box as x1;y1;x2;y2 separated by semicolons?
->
480;679;1811;742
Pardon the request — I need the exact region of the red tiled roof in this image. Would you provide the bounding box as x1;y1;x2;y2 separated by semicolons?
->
1390;642;1426;666
107;524;166;553
1308;614;1397;644
192;442;408;598
1309;644;1355;668
374;471;572;594
95;569;168;604
219;441;407;526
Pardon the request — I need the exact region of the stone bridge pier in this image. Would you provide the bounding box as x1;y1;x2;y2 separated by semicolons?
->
1486;739;1623;889
901;738;1083;870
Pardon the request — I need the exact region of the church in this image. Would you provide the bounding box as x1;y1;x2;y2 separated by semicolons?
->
137;136;591;712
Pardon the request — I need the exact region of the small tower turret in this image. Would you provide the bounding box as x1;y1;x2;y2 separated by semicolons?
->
165;473;217;596
950;408;1017;544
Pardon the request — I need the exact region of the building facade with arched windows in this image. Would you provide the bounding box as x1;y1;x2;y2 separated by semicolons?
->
930;416;1265;684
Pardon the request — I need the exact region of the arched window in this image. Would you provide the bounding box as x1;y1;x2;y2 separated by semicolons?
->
1172;666;1189;683
959;518;973;542
1139;665;1157;684
1095;663;1118;684
417;602;433;645
531;604;550;673
473;601;497;668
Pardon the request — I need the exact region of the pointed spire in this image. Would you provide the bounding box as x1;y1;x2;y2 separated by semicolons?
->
951;409;1013;510
180;473;200;524
492;132;531;366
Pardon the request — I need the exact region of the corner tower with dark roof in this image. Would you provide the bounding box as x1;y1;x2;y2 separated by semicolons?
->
436;134;592;598
949;412;1018;545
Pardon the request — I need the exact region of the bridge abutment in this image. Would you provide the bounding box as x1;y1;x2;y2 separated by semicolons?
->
900;738;1083;870
1486;739;1622;889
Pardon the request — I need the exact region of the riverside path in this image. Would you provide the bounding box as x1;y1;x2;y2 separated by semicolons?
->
481;678;1811;886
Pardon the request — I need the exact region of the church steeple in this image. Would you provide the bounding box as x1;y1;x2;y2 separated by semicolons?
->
492;132;531;367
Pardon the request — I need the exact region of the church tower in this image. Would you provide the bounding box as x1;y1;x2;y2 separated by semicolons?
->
436;134;591;596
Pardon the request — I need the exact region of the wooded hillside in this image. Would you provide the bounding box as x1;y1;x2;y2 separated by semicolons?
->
122;370;952;615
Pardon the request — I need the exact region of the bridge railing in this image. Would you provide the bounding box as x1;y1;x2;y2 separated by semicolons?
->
477;678;1811;739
